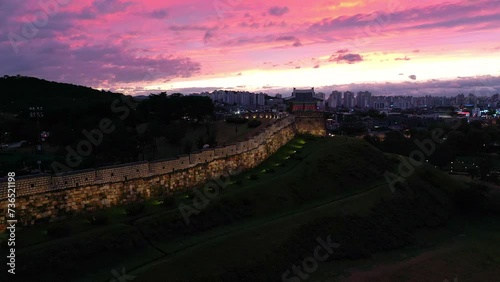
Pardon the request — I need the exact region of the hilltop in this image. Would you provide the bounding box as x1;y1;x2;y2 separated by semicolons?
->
5;135;486;282
0;75;124;113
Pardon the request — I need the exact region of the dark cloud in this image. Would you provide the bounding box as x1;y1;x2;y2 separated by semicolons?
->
274;35;303;47
136;86;222;95
329;53;363;64
239;22;260;28
412;49;420;53
268;6;289;17
146;9;169;19
336;49;350;54
0;41;201;86
313;65;320;68
395;56;411;61
409;75;417;80
93;0;133;13
275;35;297;41
79;0;134;18
403;13;499;31
309;1;499;34
170;24;208;31
250;76;500;97
203;28;218;45
263;21;287;28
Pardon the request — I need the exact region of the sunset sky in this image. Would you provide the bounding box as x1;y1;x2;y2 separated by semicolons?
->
1;0;499;96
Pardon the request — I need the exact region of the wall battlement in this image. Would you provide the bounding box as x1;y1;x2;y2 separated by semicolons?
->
0;116;298;230
294;112;327;136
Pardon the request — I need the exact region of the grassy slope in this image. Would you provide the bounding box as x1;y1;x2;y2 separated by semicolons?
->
313;183;500;282
311;216;500;282
3;135;473;282
130;136;437;282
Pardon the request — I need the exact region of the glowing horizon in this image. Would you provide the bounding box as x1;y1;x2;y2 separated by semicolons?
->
1;0;499;95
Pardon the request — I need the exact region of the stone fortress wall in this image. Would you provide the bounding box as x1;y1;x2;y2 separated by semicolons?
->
294;112;327;136
0;116;298;230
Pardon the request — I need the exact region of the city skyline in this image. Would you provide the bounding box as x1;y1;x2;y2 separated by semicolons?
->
1;0;499;95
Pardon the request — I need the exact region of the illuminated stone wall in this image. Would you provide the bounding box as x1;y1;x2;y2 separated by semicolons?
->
0;116;296;230
294;112;327;136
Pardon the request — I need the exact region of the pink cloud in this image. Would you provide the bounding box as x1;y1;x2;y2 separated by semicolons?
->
329;53;364;64
0;0;498;92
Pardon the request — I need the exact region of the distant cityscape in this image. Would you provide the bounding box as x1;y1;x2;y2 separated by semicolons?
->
194;88;500;116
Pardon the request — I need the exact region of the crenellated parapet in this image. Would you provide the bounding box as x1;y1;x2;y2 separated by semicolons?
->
0;116;297;231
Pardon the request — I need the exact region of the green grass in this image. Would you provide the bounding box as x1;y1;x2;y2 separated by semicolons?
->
314;215;500;282
4;135;472;282
135;184;393;282
127;136;401;280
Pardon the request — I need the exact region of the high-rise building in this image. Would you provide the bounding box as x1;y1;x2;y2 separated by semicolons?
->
237;92;252;106
356;91;372;108
327;91;343;108
343;91;355;108
255;93;266;106
372;96;387;110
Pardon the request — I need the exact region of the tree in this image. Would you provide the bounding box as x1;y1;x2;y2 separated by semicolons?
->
183;140;193;154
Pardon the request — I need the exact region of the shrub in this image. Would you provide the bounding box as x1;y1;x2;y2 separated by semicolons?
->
47;222;72;238
0;238;8;249
186;191;196;199
344;245;371;260
265;168;275;173
453;185;489;214
87;212;109;226
249;174;259;180
18;225;147;282
125;202;145;216
162;195;176;208
247;120;262;128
